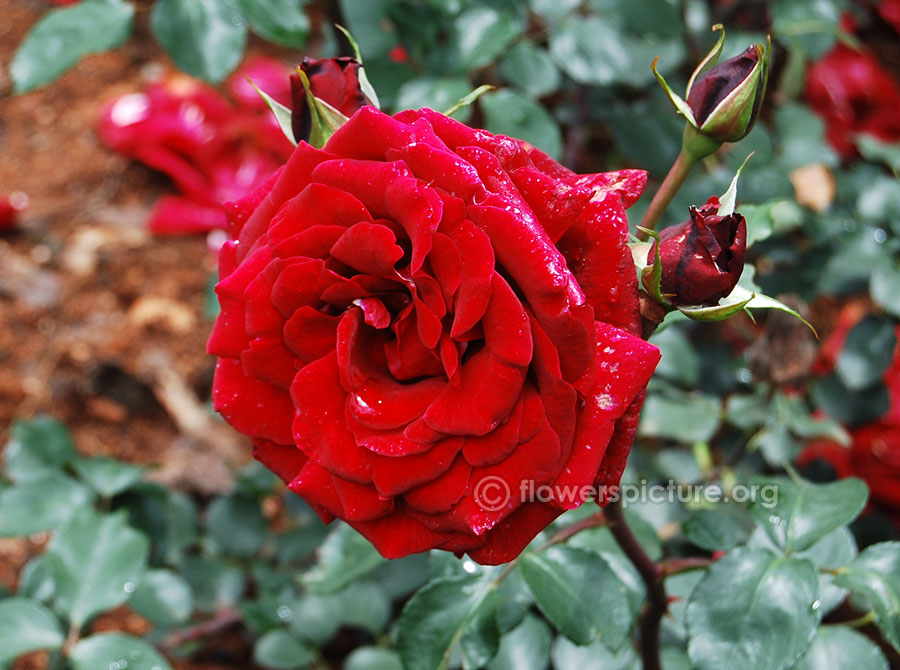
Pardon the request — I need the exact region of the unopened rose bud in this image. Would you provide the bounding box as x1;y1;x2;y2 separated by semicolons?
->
653;25;770;159
290;57;373;145
649;196;747;306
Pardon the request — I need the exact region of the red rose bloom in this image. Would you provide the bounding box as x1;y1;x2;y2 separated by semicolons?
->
208;107;660;564
805;44;900;156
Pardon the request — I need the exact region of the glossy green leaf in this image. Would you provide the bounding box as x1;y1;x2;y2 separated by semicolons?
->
519;546;634;647
0;473;94;537
551;636;635;670
834;542;900;652
794;625;888;670
487;614;551;670
451;7;525;71
248;80;297;146
549;18;630;86
181;556;245;614
129;569;193;625
683;509;739;551
500;41;560;98
235;0;309;48
206;493;267;557
638;389;721;444
72;457;144;497
0;598;64;666
835;315;898;390
481;89;563;160
686;548;820;670
70;633;172;670
47;510;149;627
303;523;386;594
344;647;404;670
254;630;316;670
10;0;134;93
396;574;496;670
749;476;868;553
150;0;247;83
3;417;77;483
395;77;474;122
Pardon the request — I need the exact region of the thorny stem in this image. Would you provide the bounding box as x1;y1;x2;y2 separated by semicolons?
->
660;556;712;577
606;499;666;670
638;149;697;240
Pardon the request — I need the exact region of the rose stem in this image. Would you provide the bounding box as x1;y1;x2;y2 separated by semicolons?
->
637;149;697;241
605;499;666;670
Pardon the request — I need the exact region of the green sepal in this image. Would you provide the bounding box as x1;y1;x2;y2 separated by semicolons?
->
685;24;726;98
295;67;351;149
335;24;381;109
444;84;496;118
634;226;671;306
718;152;754;216
247;78;297;146
651;57;698;127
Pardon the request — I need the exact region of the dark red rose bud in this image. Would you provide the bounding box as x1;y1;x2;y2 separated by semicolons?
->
650;196;747;306
290;57;372;144
686;46;764;140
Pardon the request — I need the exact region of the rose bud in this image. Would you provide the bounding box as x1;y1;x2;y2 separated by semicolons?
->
649;196;747;306
653;25;770;159
290;57;374;145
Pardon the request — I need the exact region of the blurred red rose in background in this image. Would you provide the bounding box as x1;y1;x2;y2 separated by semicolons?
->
98;58;294;235
805;43;900;156
207;106;660;564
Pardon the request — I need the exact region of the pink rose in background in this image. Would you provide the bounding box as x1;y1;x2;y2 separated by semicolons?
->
98;58;294;236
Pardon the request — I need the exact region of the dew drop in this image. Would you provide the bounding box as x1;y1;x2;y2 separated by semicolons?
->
462;560;478;574
811;600;821;611
276;605;293;622
123;582;135;593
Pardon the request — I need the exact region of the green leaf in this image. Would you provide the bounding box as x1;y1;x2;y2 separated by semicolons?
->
3;417;77;483
459;588;503;669
811;373;890;427
47;510;149;627
686;548;820;670
150;0;247;83
741;200;805;247
487;614;551;670
181;556;245;614
835;315;898;390
519;546;634;647
337;581;392;636
794;527;857;615
120;485;198;566
10;0;134;93
303;523;386;594
749;424;800;467
451;7;525;71
500;42;560;98
677;287;754;322
794;625;889;670
0;473;94;536
0;598;64;666
129;569;193;625
344;647;404;670
834;542;900;652
551;636;635;670
18;555;56;602
395;77;474;122
396;574;496;670
717;152;754;217
288;593;343;645
206;493;267;557
443;84;495;118
481;89;563;160
638;389;721;444
871;265;900;318
235;0;309;48
857;135;900;174
254;630;316;670
72;457;144;497
749;476;868;553
650;326;700;387
70;633;172;670
549;18;631;86
683;509;739;551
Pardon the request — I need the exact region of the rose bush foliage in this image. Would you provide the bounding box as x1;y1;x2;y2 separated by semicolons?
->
207;106;659;564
